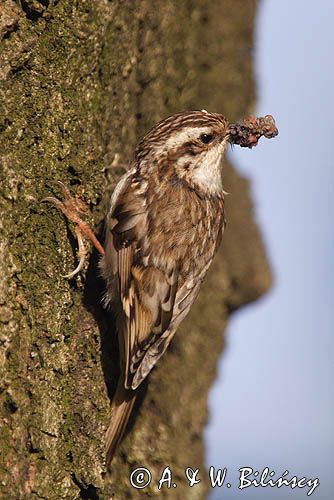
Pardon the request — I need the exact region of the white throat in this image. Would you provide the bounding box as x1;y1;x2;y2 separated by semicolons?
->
190;140;227;194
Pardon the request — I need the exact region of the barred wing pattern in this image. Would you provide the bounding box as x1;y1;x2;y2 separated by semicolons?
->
101;167;224;390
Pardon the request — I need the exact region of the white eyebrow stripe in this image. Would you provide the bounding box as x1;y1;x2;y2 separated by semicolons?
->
162;126;212;151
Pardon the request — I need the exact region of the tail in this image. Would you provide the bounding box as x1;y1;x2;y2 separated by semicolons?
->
105;378;137;468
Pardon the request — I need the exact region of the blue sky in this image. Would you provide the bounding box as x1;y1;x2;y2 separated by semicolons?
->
206;1;334;499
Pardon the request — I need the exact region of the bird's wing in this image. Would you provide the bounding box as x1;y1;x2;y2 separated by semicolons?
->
131;259;213;388
102;171;179;390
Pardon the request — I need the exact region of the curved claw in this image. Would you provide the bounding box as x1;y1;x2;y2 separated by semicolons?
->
42;182;105;279
62;227;87;279
56;180;71;193
41;196;66;211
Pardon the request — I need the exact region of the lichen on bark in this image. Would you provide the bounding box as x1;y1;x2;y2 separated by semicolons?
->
0;0;271;498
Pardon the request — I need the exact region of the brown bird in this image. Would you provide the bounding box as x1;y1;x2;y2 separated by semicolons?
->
44;110;278;468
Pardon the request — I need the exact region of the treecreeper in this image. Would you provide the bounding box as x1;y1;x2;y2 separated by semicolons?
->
43;110;278;469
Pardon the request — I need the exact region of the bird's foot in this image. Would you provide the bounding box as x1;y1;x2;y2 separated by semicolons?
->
42;181;105;279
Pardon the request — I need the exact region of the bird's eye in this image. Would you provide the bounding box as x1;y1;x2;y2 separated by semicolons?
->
200;133;214;144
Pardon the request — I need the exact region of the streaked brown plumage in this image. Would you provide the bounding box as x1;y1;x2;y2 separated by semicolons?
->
100;110;229;465
43;110;278;469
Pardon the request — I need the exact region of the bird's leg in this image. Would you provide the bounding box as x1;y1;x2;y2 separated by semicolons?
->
43;181;105;278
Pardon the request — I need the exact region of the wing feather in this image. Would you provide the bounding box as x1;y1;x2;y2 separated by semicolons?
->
101;169;224;390
131;261;211;389
101;171;180;389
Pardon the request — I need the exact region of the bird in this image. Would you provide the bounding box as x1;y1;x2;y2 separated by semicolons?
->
43;110;278;468
101;110;229;464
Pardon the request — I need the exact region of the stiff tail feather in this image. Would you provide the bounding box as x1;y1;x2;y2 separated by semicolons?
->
105;378;137;468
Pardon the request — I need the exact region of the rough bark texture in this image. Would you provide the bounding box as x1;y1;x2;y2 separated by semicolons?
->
0;0;271;498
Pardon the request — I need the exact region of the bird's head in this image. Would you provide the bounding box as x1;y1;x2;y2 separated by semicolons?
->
136;110;230;195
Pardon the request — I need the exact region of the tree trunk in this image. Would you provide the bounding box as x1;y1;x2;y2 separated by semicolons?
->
0;0;271;498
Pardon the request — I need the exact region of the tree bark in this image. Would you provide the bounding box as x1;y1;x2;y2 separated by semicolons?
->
0;0;271;498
